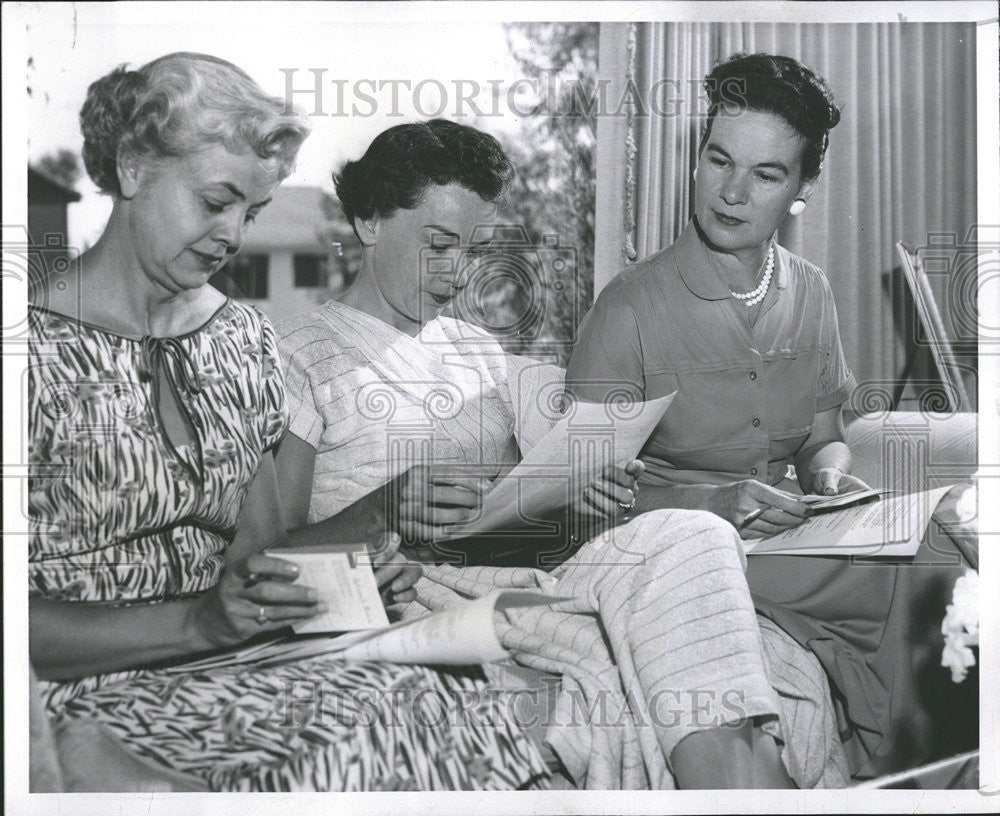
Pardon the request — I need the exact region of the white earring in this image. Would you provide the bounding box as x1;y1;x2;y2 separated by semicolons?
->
789;199;807;216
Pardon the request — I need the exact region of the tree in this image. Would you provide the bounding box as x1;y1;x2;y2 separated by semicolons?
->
35;148;83;190
477;23;598;365
507;22;598;356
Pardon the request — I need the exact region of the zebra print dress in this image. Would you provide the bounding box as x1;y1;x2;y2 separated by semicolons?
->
28;302;547;791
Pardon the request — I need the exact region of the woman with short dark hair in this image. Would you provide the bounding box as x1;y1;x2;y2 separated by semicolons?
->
565;52;976;779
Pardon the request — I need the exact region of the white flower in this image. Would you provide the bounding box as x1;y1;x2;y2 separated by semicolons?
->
941;569;979;683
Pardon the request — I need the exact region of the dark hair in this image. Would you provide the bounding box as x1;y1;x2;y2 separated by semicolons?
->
335;119;515;227
699;53;841;180
80;52;311;196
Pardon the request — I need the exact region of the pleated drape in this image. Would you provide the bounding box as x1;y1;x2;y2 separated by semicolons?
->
595;22;978;395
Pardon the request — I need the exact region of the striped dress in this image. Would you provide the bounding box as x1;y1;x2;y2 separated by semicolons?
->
29;301;547;791
278;301;850;788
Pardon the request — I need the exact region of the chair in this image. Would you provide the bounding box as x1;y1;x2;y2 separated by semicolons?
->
893;242;973;412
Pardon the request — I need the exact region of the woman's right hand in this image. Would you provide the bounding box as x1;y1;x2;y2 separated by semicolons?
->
708;480;810;539
391;464;488;543
191;553;326;648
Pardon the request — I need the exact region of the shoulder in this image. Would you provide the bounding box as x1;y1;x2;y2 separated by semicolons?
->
586;247;676;328
430;314;501;350
216;298;270;334
275;302;372;382
275;302;352;356
777;245;833;293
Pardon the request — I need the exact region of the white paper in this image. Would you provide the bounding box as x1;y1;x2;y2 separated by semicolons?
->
447;393;675;538
340;591;561;664
745;485;954;556
264;547;390;634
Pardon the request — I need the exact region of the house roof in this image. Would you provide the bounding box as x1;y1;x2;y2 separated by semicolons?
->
28;166;82;202
243;185;330;252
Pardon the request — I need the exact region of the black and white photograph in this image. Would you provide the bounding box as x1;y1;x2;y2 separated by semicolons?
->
3;1;997;813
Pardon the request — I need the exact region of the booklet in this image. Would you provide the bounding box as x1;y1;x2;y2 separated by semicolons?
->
798;487;888;514
745;484;954;556
263;544;390;635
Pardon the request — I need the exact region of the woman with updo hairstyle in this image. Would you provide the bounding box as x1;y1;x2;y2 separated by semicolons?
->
566;52;976;779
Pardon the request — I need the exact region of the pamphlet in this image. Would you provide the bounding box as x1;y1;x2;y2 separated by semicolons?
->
799;487;888;514
263;545;389;634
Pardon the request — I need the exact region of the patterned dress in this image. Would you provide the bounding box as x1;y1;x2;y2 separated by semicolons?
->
29;301;547;791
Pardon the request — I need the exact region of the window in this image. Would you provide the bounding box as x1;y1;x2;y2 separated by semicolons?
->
293;254;328;288
210;254;269;300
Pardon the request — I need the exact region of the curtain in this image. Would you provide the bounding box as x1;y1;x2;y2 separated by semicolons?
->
594;22;978;403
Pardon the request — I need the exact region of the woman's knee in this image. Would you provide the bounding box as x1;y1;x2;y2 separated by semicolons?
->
617;508;743;561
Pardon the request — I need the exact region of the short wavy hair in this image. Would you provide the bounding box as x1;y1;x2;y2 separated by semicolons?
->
335;119;515;228
699;53;841;181
80;52;311;196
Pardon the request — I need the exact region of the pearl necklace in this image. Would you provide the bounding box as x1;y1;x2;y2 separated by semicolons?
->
729;244;774;307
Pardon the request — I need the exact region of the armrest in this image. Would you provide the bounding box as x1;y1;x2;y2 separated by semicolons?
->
845;411;978;492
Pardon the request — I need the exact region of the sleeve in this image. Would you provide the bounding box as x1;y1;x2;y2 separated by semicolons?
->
258;313;289;452
275;321;325;450
815;279;857;412
564;287;646;404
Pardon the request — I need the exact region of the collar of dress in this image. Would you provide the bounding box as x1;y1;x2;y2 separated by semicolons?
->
672;221;788;301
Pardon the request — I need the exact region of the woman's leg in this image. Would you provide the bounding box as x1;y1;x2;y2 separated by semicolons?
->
547;510;833;788
672;721;795;788
414;510;846;788
745;527;975;777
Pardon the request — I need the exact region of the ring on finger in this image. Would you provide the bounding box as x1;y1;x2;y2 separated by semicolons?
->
617;492;636;512
255;606;268;626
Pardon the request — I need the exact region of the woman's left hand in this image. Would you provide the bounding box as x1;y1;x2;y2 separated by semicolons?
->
368;532;422;607
575;459;646;522
810;468;872;496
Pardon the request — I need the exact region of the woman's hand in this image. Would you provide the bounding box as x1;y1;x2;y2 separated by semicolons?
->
708;479;810;539
809;467;872;496
191;553;325;648
367;532;423;607
392;464;489;543
574;459;646;524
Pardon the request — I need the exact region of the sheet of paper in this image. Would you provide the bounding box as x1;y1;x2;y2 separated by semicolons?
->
339;591;561;665
745;485;954;556
447;393;676;538
265;547;389;634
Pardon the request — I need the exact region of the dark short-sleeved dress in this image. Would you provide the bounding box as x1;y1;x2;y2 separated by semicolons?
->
28;300;546;791
565;222;976;778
